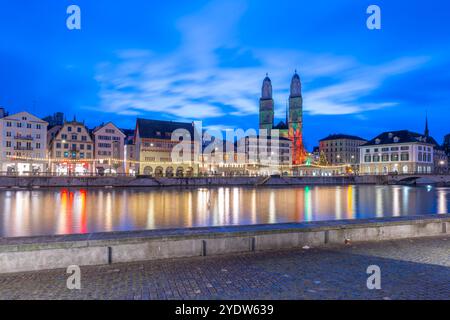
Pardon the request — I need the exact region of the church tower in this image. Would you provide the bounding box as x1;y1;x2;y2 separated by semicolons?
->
259;74;274;132
289;71;307;165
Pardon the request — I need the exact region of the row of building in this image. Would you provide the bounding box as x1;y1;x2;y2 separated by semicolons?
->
0;70;449;177
315;120;450;175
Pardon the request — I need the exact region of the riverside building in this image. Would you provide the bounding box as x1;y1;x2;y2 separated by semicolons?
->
92;122;126;175
0;111;48;175
359;130;435;175
47;119;94;175
134;118;199;177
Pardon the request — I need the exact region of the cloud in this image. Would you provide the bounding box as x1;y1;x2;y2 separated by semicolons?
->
93;0;429;122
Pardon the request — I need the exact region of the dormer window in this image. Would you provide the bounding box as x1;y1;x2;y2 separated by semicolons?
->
393;137;400;143
375;138;381;145
388;133;393;139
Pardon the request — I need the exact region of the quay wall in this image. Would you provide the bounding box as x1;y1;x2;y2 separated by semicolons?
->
0;215;448;273
0;175;386;189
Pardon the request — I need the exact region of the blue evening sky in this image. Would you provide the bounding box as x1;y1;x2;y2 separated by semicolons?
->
0;0;449;148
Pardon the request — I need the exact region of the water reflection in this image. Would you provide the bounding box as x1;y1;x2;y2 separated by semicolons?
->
0;185;448;238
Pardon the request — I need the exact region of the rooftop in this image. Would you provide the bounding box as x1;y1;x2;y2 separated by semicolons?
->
136;118;195;140
320;134;367;142
362;130;439;147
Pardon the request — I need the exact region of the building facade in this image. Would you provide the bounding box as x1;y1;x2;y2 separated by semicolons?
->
319;134;367;170
92;122;126;175
48;120;94;175
135;118;199;177
0;112;48;175
359;131;434;175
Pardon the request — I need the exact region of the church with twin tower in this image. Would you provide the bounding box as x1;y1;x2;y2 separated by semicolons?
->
259;71;307;165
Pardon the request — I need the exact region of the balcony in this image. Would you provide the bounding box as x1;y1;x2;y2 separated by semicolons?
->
14;135;34;141
14;146;33;151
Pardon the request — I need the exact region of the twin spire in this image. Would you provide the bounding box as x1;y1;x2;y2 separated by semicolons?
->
261;71;302;100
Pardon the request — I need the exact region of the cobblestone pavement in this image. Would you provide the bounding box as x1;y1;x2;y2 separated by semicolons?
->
0;236;449;300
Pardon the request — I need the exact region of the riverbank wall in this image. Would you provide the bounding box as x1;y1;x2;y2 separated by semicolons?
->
1;215;448;274
0;175;387;189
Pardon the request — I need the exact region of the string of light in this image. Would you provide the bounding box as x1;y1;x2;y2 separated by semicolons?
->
7;155;350;169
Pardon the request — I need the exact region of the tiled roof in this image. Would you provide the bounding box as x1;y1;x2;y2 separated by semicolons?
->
320;134;366;142
136;118;195;140
362;130;439;147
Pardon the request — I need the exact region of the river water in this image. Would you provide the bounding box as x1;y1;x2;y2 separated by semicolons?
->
0;185;448;237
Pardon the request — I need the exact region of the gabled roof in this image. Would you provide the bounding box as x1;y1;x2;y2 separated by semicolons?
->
92;122;126;137
136;118;195;140
362;130;439;147
320;134;366;142
2;111;48;125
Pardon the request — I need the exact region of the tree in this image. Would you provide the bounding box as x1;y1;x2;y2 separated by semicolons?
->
319;151;329;166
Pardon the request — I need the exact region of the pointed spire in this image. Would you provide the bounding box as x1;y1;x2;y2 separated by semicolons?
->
424;110;429;137
261;73;273;99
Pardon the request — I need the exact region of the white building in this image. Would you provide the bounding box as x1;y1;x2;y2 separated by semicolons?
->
92;122;126;175
359;130;434;175
0;112;48;175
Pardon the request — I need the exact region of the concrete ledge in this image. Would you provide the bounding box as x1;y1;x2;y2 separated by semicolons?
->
0;214;449;274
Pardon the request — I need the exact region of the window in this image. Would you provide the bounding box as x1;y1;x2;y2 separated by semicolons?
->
391;153;399;161
37;124;41;129
77;128;82;133
87;145;92;150
36;143;41;149
6;132;11;137
64;144;69;149
391;147;399;151
401;146;409;151
401;153;409;161
418;152;423;162
61;134;67;140
6;141;11;148
68;127;72;132
373;155;380;162
382;154;389;162
82;136;87;141
366;149;370;153
56;143;61;148
64;152;69;158
17;123;22;128
56;151;61;157
27;124;32;129
6;122;12;127
72;135;77;140
381;148;389;152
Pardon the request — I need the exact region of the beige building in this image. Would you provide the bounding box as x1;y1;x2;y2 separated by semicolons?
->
319;134;367;171
48;120;94;175
359;130;434;175
92;122;126;175
135;118;199;177
0;111;48;175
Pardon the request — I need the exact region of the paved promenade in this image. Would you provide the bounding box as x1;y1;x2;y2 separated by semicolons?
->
0;236;448;300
